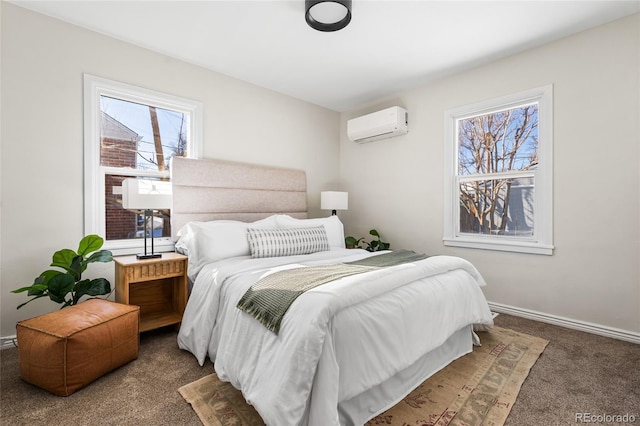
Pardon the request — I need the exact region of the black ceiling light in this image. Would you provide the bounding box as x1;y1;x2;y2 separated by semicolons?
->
305;0;352;32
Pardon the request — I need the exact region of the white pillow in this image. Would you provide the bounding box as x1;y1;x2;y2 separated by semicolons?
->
274;215;345;249
247;226;330;258
175;215;278;279
175;220;236;258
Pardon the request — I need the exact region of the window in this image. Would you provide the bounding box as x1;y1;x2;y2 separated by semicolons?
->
444;85;553;255
84;75;203;254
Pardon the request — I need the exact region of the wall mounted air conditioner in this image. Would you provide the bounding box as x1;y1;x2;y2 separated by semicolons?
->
347;106;408;143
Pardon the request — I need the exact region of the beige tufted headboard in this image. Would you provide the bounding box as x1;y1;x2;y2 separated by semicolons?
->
170;157;308;238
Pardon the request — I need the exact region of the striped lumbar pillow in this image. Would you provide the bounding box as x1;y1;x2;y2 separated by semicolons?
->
247;226;330;258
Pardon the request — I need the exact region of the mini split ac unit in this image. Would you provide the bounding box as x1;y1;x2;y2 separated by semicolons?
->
347;106;408;143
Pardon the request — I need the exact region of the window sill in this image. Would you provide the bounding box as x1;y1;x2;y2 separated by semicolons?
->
443;237;553;255
104;239;175;257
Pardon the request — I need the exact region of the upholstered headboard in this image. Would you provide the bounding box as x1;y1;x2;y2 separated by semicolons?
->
170;157;308;238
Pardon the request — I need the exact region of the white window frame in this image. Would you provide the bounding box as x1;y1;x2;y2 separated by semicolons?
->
83;74;203;255
443;85;554;255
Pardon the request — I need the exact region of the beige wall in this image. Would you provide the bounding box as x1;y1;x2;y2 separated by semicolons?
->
0;4;340;337
340;14;640;335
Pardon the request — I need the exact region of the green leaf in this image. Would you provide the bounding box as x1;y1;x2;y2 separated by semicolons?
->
85;250;113;264
74;278;111;304
37;270;63;284
69;255;84;279
49;293;66;304
72;279;90;304
51;249;76;269
27;284;48;297
345;236;359;246
48;274;75;303
77;234;104;257
85;278;111;296
369;229;380;237
11;286;35;294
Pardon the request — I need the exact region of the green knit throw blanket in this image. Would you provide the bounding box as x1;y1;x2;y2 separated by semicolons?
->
236;250;428;334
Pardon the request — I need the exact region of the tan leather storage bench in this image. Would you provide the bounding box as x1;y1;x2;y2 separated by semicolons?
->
16;298;139;396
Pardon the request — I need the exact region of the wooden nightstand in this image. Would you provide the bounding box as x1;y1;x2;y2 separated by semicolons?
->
114;253;188;333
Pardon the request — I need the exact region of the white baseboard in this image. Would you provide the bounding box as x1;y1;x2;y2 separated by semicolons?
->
489;301;640;345
1;335;17;350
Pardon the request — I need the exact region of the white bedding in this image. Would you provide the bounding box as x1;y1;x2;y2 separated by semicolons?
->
177;249;494;425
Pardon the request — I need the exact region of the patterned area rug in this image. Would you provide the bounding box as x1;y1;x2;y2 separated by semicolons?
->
178;326;548;426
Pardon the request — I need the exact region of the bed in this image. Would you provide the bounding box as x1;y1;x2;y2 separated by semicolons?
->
171;157;494;425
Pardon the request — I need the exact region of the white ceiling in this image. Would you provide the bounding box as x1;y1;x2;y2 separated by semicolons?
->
11;0;640;111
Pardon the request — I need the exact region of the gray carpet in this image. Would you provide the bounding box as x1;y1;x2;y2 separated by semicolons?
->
1;314;638;425
495;315;640;426
1;328;209;425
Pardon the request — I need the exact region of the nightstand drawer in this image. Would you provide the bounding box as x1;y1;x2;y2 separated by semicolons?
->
123;260;185;282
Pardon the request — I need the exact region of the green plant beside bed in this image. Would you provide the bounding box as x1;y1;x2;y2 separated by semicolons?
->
12;234;113;309
345;229;390;252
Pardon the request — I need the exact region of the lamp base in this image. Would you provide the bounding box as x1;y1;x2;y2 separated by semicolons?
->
136;253;162;260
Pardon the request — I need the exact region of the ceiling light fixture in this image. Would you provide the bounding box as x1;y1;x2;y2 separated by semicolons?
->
305;0;352;32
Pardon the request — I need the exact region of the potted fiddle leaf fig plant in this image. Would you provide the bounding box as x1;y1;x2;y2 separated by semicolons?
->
345;229;390;252
12;234;113;309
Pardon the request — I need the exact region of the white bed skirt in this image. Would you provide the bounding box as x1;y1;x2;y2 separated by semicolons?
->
338;325;473;425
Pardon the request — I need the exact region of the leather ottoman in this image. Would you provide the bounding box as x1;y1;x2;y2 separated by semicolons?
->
16;298;140;396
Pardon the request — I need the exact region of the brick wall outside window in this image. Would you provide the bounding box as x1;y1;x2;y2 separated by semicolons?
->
102;137;138;241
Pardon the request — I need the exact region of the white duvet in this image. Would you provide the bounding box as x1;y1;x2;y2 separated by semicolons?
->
178;249;494;425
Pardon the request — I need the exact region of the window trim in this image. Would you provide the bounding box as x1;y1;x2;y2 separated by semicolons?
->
83;74;203;254
443;85;554;255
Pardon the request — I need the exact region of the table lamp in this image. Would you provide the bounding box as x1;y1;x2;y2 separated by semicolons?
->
122;178;172;259
321;191;348;216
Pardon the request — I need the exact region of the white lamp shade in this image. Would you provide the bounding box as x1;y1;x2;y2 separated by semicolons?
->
122;178;172;210
321;191;348;211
